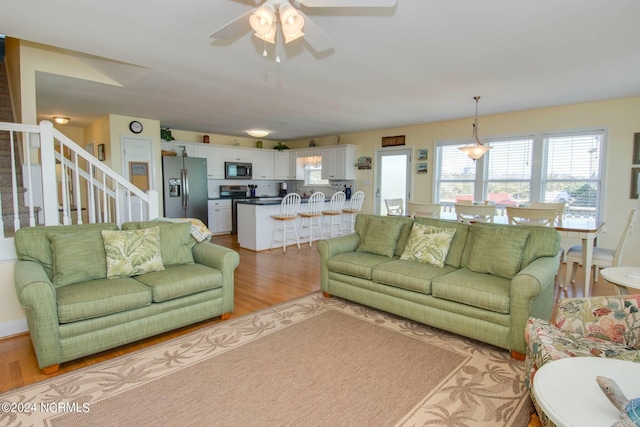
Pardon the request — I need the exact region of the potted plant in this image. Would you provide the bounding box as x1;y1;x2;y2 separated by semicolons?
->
161;128;175;142
274;141;289;152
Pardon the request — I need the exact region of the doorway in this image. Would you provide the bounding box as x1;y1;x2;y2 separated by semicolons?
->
375;147;412;215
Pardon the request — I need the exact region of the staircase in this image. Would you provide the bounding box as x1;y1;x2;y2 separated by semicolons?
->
0;62;39;237
0;62;159;249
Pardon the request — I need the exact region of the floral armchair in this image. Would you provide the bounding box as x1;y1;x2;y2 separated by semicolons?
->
525;295;640;427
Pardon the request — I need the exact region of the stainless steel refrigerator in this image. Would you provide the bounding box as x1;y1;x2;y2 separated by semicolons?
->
162;156;208;225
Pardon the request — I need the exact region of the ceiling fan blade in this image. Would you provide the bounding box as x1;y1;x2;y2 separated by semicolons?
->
299;0;397;7
209;9;255;40
297;11;334;52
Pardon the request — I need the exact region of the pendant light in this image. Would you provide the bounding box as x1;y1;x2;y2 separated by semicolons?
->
459;96;490;160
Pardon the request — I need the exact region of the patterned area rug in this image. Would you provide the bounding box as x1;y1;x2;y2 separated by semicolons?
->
0;292;533;426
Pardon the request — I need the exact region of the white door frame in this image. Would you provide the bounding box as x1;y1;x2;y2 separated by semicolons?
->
374;147;413;215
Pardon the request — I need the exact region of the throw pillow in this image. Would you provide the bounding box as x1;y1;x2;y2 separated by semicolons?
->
357;216;404;258
466;225;530;279
123;221;194;266
101;227;165;279
182;218;214;242
48;229;108;287
400;223;456;267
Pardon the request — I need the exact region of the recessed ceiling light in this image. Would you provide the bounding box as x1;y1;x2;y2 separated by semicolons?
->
246;129;269;138
53;117;70;124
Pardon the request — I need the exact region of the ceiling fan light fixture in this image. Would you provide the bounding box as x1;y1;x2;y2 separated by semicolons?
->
246;129;270;138
250;3;276;38
459;96;491;160
279;3;305;43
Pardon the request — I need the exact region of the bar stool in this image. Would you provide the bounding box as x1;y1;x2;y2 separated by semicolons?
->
342;190;365;233
270;193;301;252
298;191;325;247
322;191;346;238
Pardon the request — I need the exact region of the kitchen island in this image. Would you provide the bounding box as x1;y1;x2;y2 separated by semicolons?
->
236;198;330;251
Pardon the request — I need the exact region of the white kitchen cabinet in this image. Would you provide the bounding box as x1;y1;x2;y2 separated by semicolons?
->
161;142;193;157
321;146;356;180
251;150;275;179
208;199;232;235
225;148;252;163
274;151;291;179
193;145;224;179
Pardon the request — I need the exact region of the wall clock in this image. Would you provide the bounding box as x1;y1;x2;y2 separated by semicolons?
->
129;121;143;134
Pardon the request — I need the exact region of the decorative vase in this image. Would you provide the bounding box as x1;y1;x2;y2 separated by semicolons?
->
256;140;263;148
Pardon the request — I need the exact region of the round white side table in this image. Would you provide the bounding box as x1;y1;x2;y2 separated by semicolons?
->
533;357;640;427
601;267;640;295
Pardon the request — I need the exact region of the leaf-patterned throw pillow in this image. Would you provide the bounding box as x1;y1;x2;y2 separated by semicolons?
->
400;223;456;267
101;227;164;279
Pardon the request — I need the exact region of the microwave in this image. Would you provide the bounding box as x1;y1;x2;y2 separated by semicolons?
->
225;162;252;179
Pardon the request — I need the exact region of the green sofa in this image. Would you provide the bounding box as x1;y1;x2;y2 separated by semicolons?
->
317;214;560;356
13;220;239;373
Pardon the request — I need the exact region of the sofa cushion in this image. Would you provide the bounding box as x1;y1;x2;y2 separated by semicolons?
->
372;259;456;294
431;269;512;314
102;227;165;279
400;223;456;267
14;223;118;280
135;263;222;302
466;224;530;279
56;278;152;323
122;221;194;266
413;218;470;268
357;216;404;258
48;229;107;287
328;252;393;280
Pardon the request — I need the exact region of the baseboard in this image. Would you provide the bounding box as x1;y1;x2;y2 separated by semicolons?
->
0;317;28;338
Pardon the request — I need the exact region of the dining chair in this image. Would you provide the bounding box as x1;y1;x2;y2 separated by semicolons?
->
529;202;566;226
384;198;404;215
506;207;558;227
298;191;325;247
564;208;639;287
322;191;346;237
406;202;441;219
270;193;301;252
342;190;365;233
455;204;495;224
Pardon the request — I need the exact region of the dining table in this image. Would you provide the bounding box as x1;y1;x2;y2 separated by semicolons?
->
440;212;604;296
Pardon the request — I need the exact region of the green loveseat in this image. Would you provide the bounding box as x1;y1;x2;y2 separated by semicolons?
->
13;220;239;373
317;214;560;356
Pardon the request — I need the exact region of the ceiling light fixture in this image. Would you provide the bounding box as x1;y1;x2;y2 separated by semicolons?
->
53;116;70;125
246;129;270;138
250;1;304;45
459;96;490;160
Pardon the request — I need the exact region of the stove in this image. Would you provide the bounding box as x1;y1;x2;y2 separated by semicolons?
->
220;185;249;235
220;184;249;199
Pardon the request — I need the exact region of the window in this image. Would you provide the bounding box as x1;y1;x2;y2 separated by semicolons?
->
435;129;605;220
301;156;329;186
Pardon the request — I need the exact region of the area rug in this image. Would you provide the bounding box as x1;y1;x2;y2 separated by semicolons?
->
0;292;533;426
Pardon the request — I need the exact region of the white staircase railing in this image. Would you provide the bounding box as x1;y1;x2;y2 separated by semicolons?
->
0;120;159;238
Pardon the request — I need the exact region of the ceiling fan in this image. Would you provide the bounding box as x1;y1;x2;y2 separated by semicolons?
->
209;0;398;57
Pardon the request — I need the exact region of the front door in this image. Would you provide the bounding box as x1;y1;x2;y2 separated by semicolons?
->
375;147;412;215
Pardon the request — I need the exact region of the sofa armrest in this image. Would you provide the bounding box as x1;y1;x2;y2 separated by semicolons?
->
14;260;61;368
192;242;240;273
508;256;559;353
317;233;361;259
192;242;239;314
555;295;640;348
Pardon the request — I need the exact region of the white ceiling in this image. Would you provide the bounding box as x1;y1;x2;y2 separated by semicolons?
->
2;0;640;141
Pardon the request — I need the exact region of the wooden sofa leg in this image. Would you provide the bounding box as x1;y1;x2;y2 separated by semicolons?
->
322;292;332;298
42;364;60;374
220;313;231;320
511;350;525;361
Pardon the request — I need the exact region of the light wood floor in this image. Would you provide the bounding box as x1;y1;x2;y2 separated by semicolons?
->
0;234;620;393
